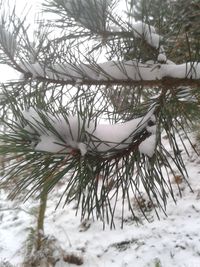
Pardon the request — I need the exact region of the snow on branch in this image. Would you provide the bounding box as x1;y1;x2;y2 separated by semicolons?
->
20;107;157;158
14;19;200;86
128;22;160;49
19;60;200;85
109;22;160;48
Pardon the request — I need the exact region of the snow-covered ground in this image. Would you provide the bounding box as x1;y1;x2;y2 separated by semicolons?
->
1;134;200;267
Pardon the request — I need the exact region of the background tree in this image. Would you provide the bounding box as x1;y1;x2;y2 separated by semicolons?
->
0;0;200;251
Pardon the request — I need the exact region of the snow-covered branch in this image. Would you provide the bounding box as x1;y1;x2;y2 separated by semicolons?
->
2;16;199;87
21;107;157;158
19;60;200;87
110;22;160;49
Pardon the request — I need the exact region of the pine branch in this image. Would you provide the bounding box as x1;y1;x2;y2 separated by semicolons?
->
18;60;200;88
17;70;200;88
0;83;197;225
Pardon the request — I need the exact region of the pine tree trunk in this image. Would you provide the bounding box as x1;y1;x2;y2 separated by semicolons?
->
36;189;48;251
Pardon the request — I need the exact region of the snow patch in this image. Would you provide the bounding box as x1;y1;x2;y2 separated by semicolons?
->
157;53;167;63
139;134;156;157
21;108;156;156
132;22;160;48
19;59;200;82
160;62;200;79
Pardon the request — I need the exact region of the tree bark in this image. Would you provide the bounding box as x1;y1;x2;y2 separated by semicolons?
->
36;188;48;251
34;76;200;88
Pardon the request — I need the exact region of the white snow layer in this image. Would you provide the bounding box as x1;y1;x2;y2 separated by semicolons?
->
132;22;160;48
22;107;156;156
18;18;200;82
139;134;156;157
110;22;159;48
22;108;90;155
157;53;167;63
20;60;200;82
89;108;156;152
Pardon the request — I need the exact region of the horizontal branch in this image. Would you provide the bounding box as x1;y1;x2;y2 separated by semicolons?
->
19;59;200;89
19;107;156;157
26;75;200;88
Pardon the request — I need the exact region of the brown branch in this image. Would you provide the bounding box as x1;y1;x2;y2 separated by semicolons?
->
79;129;152;164
23;75;200;89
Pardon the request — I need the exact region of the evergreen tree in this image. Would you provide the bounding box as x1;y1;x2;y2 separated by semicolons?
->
131;0;200;63
0;0;200;231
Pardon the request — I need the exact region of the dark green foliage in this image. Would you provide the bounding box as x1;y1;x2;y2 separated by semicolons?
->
130;0;200;63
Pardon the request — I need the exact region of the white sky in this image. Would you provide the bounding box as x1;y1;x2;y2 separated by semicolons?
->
0;0;41;82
